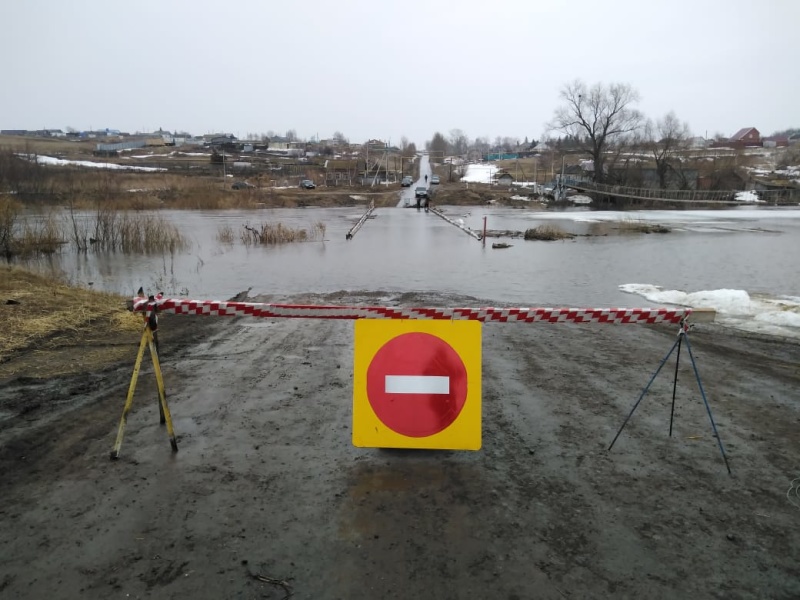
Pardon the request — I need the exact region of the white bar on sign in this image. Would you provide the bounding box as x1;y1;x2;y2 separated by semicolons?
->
385;375;450;395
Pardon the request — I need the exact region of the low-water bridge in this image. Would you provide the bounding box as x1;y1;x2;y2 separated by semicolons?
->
566;182;798;205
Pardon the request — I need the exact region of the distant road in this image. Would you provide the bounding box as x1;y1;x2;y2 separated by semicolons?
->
397;154;432;208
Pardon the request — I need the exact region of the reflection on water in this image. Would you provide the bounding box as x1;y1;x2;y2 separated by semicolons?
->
12;206;800;313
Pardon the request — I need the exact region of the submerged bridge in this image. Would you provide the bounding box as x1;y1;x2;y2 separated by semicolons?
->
566;182;799;205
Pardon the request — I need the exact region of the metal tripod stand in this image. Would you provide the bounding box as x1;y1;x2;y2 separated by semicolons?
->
608;319;732;475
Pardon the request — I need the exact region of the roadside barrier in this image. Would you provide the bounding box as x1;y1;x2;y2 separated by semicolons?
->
129;297;714;324
114;295;729;473
111;294;176;460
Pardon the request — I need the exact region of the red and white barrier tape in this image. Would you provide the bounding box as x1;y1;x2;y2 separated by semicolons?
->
132;297;696;324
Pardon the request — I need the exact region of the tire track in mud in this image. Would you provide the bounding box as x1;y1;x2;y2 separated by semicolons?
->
36;316;363;599
480;324;612;593
480;322;800;598
2;299;799;599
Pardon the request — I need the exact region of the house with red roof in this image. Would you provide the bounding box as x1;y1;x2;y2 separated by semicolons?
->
727;127;761;148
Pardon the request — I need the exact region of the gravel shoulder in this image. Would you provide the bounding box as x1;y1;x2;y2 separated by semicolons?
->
1;290;799;599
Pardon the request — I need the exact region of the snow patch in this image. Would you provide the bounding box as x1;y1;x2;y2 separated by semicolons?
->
734;191;762;203
28;155;166;172
461;163;498;184
620;284;800;338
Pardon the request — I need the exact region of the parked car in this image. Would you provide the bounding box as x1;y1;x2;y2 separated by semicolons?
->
300;179;316;189
232;181;255;190
401;176;413;187
431;175;440;184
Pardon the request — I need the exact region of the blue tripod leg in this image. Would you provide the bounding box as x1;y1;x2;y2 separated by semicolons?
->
669;333;683;437
682;333;733;475
608;335;681;452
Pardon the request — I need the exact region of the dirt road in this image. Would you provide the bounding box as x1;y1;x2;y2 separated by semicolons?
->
1;291;799;599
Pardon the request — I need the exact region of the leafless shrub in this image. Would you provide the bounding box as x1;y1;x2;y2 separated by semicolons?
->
9;212;64;257
115;214;189;254
523;225;574;241
240;222;320;245
0;197;20;257
216;224;235;244
65;208;189;254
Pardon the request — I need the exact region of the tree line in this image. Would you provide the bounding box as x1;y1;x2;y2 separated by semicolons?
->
425;79;797;189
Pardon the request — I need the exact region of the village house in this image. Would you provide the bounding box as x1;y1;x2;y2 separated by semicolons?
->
726;127;761;149
324;158;363;186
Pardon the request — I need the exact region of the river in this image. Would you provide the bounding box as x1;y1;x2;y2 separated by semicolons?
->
12;203;800;339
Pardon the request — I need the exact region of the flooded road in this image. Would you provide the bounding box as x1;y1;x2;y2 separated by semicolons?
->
15;203;800;337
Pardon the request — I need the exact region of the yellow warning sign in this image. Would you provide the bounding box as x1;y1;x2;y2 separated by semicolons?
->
353;320;481;450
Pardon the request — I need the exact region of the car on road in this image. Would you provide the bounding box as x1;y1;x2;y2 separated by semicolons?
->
430;175;440;184
401;176;413;187
232;181;255;190
300;179;316;189
415;186;429;199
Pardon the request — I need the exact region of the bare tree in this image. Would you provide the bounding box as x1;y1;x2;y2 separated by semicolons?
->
501;136;519;152
401;137;417;158
550;80;643;183
427;132;448;161
448;129;469;156
645;111;691;189
472;136;490;155
332;131;348;145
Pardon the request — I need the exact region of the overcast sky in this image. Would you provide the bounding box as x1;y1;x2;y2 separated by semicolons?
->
2;0;797;146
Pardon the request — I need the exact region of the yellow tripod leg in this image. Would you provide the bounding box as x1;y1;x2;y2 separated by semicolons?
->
110;325;149;460
148;328;178;452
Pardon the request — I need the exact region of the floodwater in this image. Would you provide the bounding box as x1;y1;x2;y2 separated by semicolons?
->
13;203;800;338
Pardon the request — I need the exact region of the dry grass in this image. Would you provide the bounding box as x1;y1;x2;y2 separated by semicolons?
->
495;157;564;183
0;266;141;369
0;135;96;157
216;224;235;244
1;199;64;258
311;221;326;239
616;219;671;234
523;224;574;241
240;221;325;245
115;213;190;253
65;208;190;253
15;212;64;256
0;197;20;256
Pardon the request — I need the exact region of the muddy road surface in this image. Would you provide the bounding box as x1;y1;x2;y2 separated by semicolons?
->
1;291;799;599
